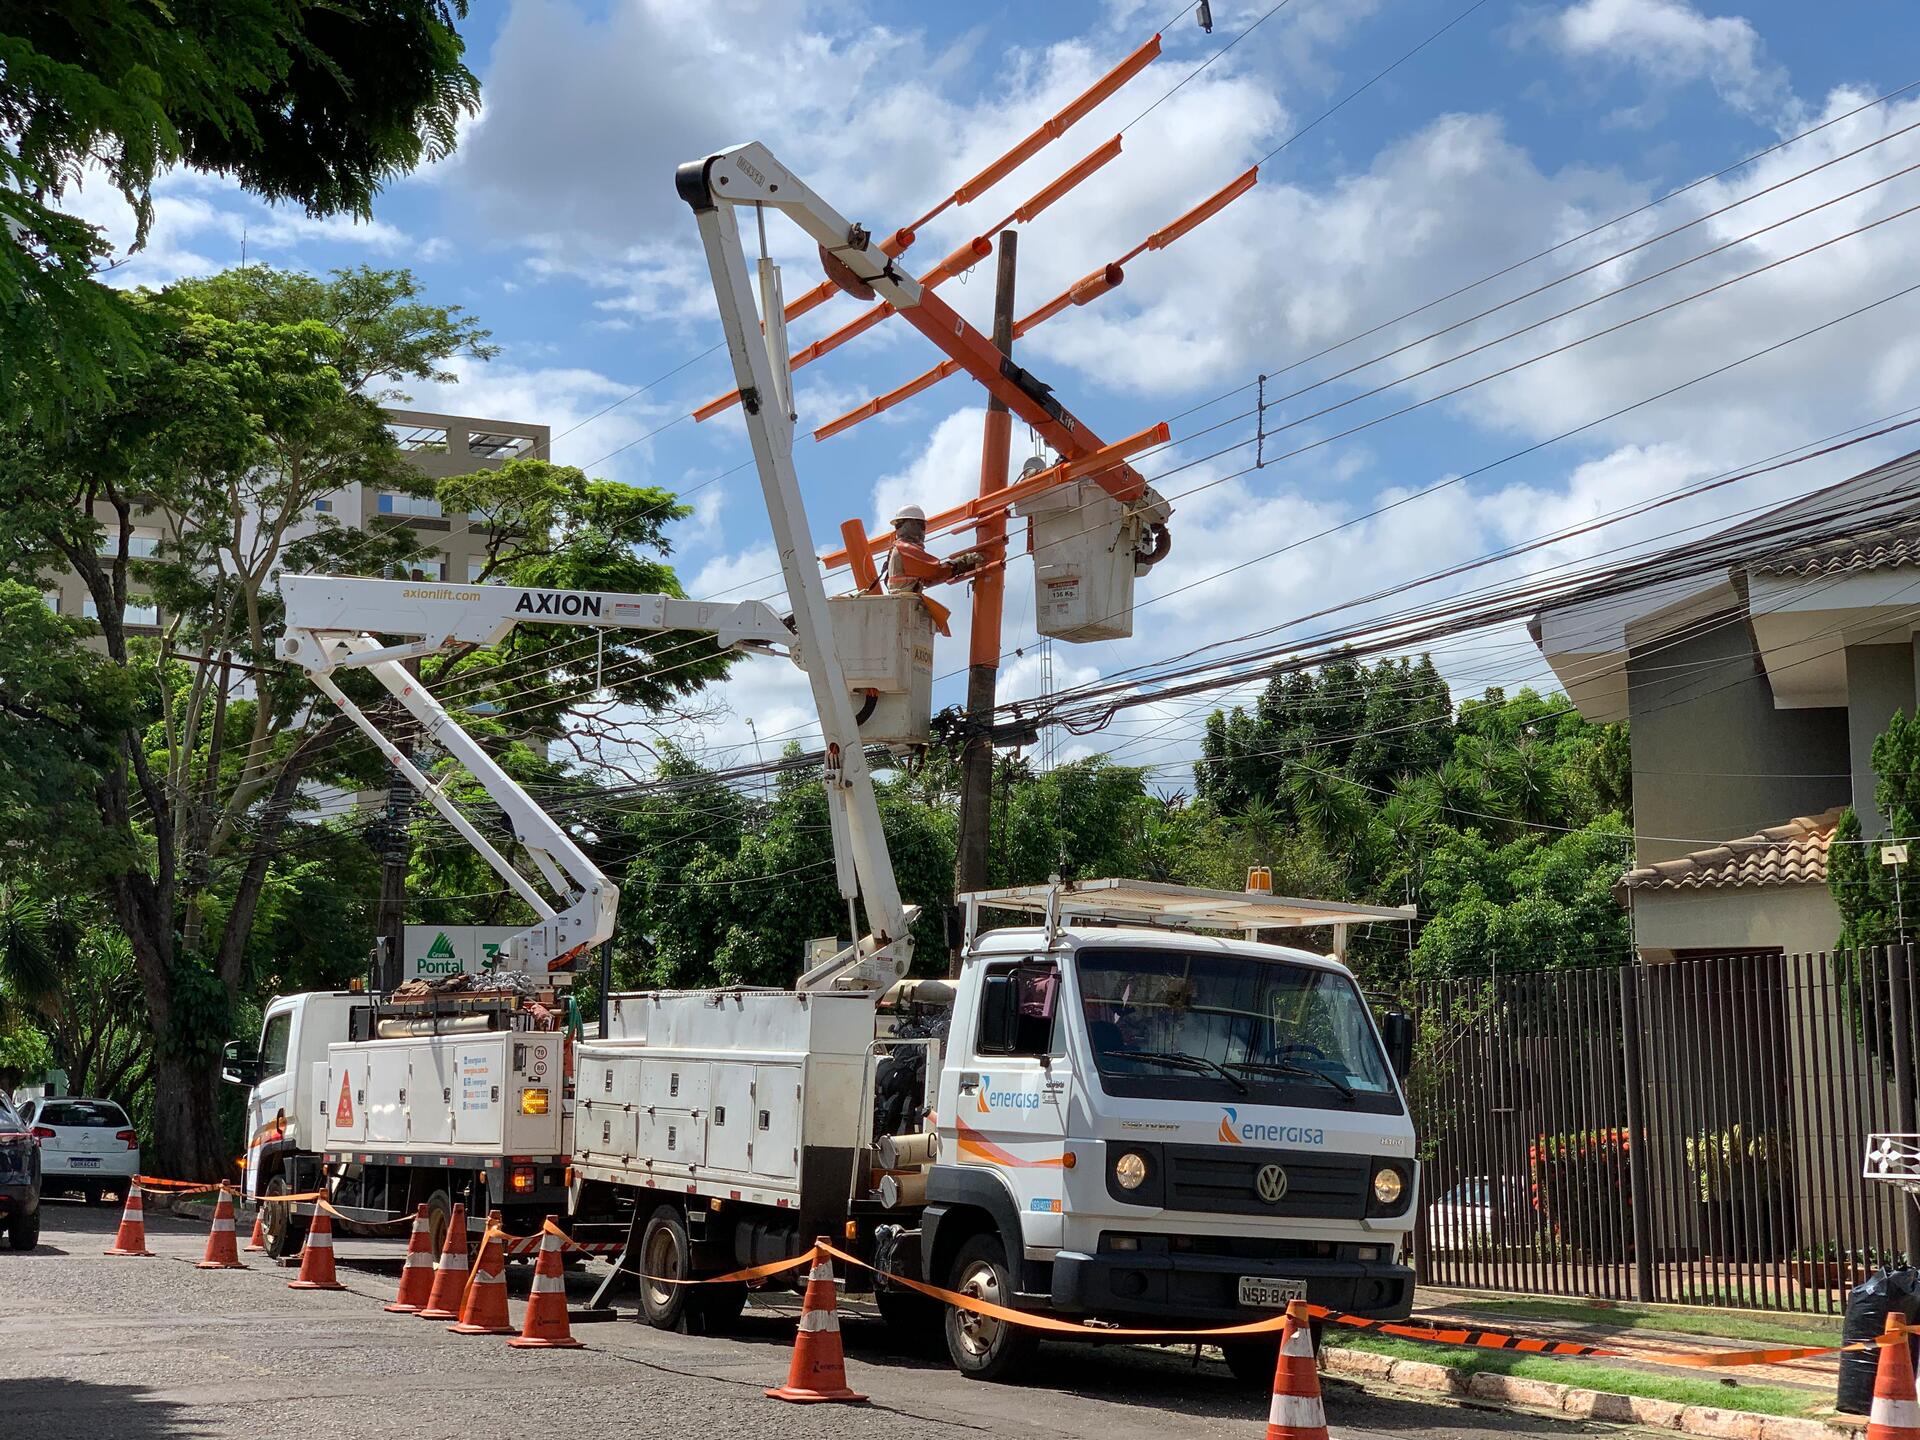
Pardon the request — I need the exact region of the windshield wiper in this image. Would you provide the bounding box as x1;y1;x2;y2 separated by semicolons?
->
1225;1059;1356;1102
1100;1048;1248;1095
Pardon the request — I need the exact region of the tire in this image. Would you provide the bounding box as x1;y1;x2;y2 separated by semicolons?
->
262;1172;309;1260
638;1204;695;1331
8;1209;39;1251
943;1233;1039;1382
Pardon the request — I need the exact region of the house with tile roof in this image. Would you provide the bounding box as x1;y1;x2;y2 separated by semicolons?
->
1532;448;1920;961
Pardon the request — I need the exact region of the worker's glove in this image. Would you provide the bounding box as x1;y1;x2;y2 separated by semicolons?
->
947;550;983;573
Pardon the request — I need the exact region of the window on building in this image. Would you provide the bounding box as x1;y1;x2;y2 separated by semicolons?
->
314;497;334;513
96;531;159;558
467;558;490;583
42;591;59;613
377;493;444;519
81;596;159;626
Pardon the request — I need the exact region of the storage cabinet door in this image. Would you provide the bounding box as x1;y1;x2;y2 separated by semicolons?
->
365;1046;411;1145
749;1065;801;1181
641;1059;709;1112
708;1064;755;1175
641;1108;706;1168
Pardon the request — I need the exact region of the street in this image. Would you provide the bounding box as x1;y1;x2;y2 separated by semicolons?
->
0;1202;1624;1440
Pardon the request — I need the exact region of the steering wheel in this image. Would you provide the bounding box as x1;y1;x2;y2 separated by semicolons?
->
1268;1041;1330;1063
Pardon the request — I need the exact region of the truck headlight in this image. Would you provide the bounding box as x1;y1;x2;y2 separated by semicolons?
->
1114;1152;1148;1190
1371;1166;1405;1207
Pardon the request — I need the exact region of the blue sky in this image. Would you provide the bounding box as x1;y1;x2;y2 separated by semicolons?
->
71;0;1920;782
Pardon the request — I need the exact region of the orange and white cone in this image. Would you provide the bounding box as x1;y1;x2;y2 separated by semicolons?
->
196;1183;247;1269
450;1212;513;1336
508;1217;582;1349
244;1203;267;1254
104;1187;155;1257
1265;1301;1328;1440
287;1206;346;1290
766;1240;866;1404
385;1204;438;1313
1869;1314;1920;1440
415;1202;470;1320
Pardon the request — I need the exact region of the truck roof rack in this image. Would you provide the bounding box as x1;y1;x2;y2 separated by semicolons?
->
959;878;1415;956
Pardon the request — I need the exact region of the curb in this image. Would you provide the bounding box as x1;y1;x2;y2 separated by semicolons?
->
1323;1345;1862;1440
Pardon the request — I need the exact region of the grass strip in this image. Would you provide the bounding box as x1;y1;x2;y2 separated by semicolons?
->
1325;1332;1822;1417
1445;1298;1843;1348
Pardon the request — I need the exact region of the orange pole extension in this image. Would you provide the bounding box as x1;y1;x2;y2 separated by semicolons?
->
814;166;1258;444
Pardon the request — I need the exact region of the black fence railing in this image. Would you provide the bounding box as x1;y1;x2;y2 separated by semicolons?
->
1407;948;1920;1313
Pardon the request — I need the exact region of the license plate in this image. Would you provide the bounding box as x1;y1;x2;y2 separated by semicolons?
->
1238;1276;1307;1309
67;1156;101;1168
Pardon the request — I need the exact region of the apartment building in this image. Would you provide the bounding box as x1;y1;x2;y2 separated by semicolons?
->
42;407;550;627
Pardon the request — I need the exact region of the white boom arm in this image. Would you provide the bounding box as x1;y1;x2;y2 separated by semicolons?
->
277;574;791;976
678;142;921;990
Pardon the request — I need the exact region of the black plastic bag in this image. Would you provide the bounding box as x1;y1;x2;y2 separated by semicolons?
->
1838;1267;1920;1414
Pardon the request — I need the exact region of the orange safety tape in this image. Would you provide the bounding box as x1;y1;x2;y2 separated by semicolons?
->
815;1241;1914;1365
538;1218;820;1287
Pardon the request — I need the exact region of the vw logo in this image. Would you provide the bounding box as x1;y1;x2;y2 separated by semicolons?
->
1255;1163;1288;1203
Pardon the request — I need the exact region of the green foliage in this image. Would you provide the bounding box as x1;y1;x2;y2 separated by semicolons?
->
0;2;480;429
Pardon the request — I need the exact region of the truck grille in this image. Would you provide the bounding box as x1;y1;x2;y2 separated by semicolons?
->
1164;1144;1369;1218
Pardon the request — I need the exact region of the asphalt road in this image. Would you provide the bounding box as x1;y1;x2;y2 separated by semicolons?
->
1;1201;1627;1440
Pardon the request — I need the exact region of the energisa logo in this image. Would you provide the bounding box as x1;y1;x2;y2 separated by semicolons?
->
974;1074;1043;1114
1218;1106;1324;1147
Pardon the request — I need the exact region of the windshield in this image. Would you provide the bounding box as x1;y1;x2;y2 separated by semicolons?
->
40;1099;128;1128
1076;947;1400;1113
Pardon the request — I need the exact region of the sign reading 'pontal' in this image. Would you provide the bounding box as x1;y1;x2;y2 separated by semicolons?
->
401;926;526;981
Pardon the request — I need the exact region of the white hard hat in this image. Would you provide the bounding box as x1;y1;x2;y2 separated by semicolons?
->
892;504;927;524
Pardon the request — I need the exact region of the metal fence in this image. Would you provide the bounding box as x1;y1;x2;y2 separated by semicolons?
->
1407;948;1920;1313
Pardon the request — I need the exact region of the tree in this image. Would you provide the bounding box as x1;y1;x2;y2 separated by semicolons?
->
1;1;479;428
0;267;496;1174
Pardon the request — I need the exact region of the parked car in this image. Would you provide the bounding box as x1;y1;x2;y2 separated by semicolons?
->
1426;1176;1528;1251
0;1093;41;1250
18;1097;138;1205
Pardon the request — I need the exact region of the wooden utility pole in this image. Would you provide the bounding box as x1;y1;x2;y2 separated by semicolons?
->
952;230;1019;976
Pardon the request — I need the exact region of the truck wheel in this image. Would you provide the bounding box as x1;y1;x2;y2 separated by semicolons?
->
638;1205;695;1331
8;1209;39;1251
263;1173;309;1260
944;1233;1039;1382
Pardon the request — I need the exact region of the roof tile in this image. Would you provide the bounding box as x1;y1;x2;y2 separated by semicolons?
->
1617;807;1844;893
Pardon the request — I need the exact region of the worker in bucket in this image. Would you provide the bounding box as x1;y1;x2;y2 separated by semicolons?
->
884;504;981;593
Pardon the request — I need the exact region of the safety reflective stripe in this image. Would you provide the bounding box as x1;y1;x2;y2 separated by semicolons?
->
306;1232;333;1248
799;1308;839;1333
1281;1327;1314;1357
403;1250;433;1268
807;1262;833;1285
440;1255;469;1271
530;1269;565;1295
1871;1398;1920;1429
1268;1395;1326;1428
470;1266;505;1286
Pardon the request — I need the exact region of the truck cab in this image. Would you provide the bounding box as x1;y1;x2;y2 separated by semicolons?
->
223;991;364;1250
918;881;1417;1381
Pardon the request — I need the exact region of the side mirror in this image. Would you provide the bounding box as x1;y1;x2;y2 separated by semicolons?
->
1380;1011;1415;1080
221;1038;263;1088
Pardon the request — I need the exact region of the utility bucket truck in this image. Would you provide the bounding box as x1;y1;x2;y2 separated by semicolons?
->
562;140;1422;1384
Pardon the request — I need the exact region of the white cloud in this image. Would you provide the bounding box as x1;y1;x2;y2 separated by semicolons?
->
1542;0;1792;123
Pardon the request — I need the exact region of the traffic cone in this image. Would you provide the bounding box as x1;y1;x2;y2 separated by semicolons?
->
287;1206;346;1291
244;1203;267;1254
104;1187;155;1257
385;1204;437;1313
450;1212;513;1335
1264;1301;1329;1440
415;1203;469;1320
1869;1313;1920;1440
507;1217;582;1349
766;1240;866;1404
196;1183;247;1269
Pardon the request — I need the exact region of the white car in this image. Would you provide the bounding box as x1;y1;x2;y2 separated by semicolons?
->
18;1097;139;1205
1425;1176;1527;1252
